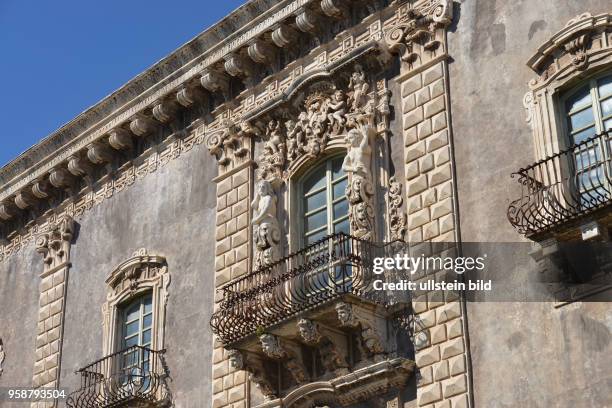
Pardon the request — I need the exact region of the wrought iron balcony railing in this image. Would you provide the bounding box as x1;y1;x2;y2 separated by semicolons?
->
66;346;170;408
210;233;406;345
508;130;612;236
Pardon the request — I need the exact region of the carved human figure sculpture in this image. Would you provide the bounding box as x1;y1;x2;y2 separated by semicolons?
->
342;128;371;177
348;64;369;111
251;180;281;269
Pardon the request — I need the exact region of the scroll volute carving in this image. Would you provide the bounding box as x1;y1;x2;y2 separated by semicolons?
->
205;119;261;167
35;215;74;274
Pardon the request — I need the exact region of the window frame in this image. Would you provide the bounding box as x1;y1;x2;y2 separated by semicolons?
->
295;154;349;248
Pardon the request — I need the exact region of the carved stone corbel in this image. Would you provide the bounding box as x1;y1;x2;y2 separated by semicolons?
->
0;201;17;220
335;302;386;361
14;190;37;210
35;215;74;274
295;7;320;34
200;68;230;100
271;23;298;48
260;334;309;385
224;52;255;79
176;86;196;108
320;0;347;19
49;167;74;189
564;33;591;70
152;100;177;123
297;319;349;375
32;178;51;199
87;142;113;164
228;349;278;400
108;128;133;150
248;38;277;66
68;153;94;176
129;116;155;137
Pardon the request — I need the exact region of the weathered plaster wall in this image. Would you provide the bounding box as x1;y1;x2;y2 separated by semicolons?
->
448;1;612;407
0;247;40;393
59;143;218;407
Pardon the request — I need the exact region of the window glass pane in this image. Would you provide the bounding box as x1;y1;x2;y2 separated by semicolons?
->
305;189;326;212
142;329;152;345
566;86;592;113
143;314;152;329
332;157;345;180
125;321;140;337
333;199;349;220
305;209;327;232
125;335;139;348
306;229;327;245
143;296;152;314
600;96;612;117
571;126;597;144
303;167;326;194
604;118;612;131
334;218;350;235
598;75;612;98
568;107;595;132
125;303;140;322
332;178;347;200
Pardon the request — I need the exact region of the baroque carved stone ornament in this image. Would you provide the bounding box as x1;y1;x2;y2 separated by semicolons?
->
252;180;281;269
388;176;407;241
35;215;74;274
0;338;4;377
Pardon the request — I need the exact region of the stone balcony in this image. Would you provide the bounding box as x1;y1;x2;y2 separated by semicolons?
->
210;233;416;407
66;346;170;408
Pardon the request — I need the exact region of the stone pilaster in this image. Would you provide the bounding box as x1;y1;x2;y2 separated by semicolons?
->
31;215;74;408
209;126;254;407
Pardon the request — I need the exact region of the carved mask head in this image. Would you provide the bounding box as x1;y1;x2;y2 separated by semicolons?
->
335;302;353;324
227;349;244;370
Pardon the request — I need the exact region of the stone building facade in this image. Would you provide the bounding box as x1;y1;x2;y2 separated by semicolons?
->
0;1;610;407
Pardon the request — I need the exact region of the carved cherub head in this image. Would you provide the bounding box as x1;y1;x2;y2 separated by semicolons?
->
334;89;345;101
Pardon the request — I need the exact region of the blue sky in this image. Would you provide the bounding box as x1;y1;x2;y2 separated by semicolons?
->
0;0;246;168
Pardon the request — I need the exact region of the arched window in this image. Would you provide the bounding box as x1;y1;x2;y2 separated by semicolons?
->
298;155;349;246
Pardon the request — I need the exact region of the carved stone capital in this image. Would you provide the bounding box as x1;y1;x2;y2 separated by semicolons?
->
271;23;298;48
247;38;277;65
35;215;74;274
108;128;133;150
86;142;113;165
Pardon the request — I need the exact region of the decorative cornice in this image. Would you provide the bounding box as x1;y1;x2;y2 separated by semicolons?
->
527;12;612;90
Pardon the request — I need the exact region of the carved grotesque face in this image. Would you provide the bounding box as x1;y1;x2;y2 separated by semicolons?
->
260;334;278;354
228;349;244;369
335;302;352;324
297;318;313;337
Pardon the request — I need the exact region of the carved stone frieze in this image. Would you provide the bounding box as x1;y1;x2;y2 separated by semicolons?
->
35;215;74;274
388;176;407;241
252;180;281;269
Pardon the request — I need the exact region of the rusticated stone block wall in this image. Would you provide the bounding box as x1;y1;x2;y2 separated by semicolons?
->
211;162;254;408
399;61;470;408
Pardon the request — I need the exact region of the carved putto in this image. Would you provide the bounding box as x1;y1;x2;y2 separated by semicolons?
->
251;180;281;269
